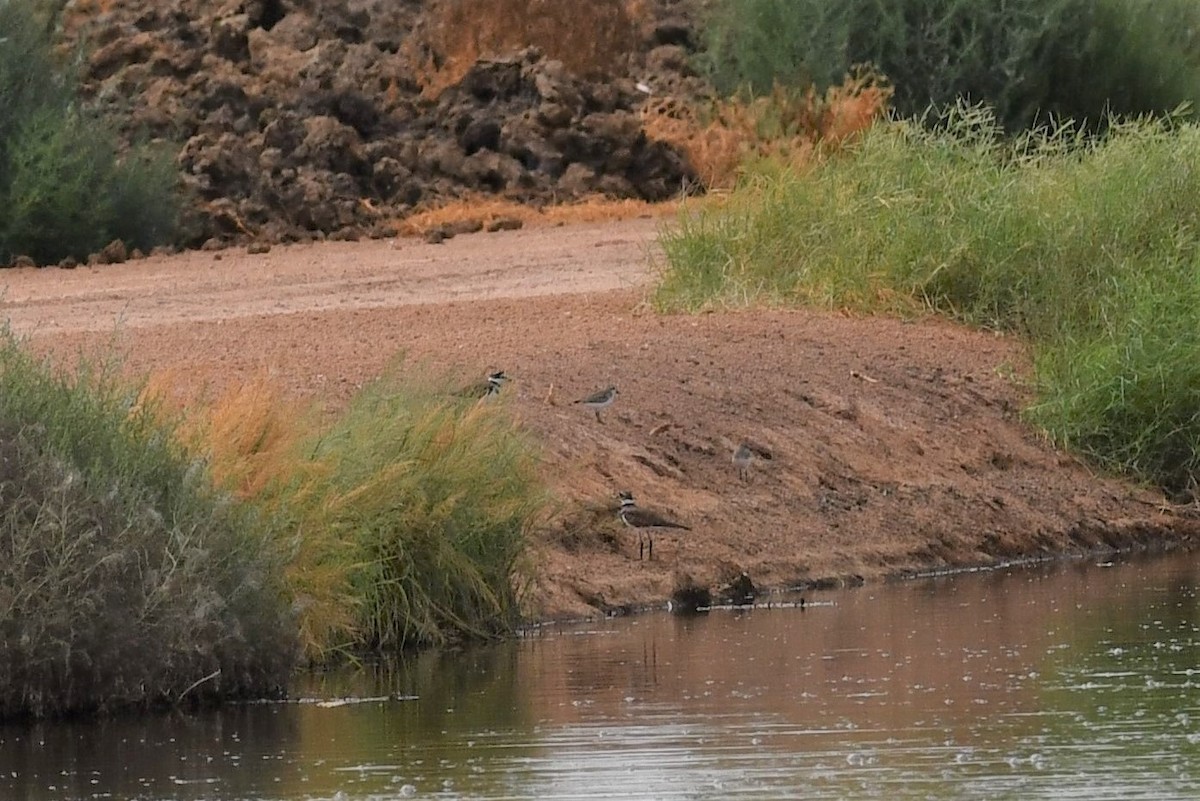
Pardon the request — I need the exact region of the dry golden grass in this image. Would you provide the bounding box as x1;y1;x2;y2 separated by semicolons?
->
406;0;647;99
643;70;893;190
185;378;316;497
200;381;359;658
142;371;360;660
394;194;691;237
138;366;549;658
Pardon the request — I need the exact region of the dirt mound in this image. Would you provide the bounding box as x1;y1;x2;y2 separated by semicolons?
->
66;0;704;249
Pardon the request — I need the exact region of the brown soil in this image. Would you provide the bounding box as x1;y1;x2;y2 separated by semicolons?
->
5;219;1196;620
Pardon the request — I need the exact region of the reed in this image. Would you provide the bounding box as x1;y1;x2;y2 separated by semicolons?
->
308;367;545;650
187;366;547;658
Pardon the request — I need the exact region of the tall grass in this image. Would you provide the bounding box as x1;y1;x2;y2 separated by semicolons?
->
698;0;1200;131
310;369;544;651
0;341;546;718
0;332;296;719
169;377;361;661
185;367;547;659
1029;277;1200;498
657;106;1200;496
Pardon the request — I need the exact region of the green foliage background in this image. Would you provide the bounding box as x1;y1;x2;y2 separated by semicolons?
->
0;0;179;265
700;0;1200;131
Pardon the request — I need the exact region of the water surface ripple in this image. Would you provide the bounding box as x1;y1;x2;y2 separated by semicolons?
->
3;553;1199;800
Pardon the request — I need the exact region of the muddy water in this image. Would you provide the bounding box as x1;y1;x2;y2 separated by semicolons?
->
3;552;1200;800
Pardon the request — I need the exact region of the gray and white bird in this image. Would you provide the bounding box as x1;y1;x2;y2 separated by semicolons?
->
617;490;690;561
575;385;619;422
457;370;509;400
732;440;773;481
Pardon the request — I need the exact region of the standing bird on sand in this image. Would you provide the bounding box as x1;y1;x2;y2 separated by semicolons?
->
575;385;619;423
732;440;773;481
457;370;509;400
617;490;690;560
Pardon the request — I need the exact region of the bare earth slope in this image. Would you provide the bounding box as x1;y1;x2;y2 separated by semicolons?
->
4;219;1196;619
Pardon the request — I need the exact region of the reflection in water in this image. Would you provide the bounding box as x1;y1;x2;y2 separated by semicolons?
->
2;553;1199;800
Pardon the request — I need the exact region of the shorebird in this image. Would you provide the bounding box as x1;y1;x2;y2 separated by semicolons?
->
617;490;690;560
457;370;509;400
732;440;773;481
575;385;618;422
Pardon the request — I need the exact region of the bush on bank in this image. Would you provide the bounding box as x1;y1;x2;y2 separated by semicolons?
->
180;366;546;662
295;369;544;653
0;347;548;718
0;332;296;719
0;0;180;266
656;106;1200;496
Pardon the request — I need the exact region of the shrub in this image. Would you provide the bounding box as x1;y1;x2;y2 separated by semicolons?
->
0;3;69;142
173;377;361;662
184;367;548;659
0;332;296;719
306;367;545;651
656;106;1200;495
699;0;847;95
698;0;1200;131
0;0;179;265
1;108;117;263
105;143;184;254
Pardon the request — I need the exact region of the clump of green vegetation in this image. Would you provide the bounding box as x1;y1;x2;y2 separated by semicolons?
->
699;0;1200;131
188;366;547;660
300;369;544;652
0;342;548;718
0;330;296;719
0;0;180;265
1028;275;1200;499
657;106;1200;496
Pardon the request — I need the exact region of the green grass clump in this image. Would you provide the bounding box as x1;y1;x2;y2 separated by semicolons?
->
657;105;1200;495
305;369;545;651
1027;274;1200;498
0;332;296;719
699;0;1200;131
190;367;548;659
0;0;180;265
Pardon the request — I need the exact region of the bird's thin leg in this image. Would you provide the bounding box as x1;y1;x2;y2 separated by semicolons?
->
595;410;603;424
638;537;644;561
648;534;653;561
